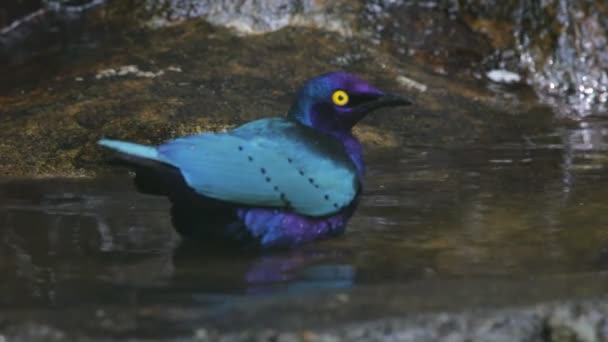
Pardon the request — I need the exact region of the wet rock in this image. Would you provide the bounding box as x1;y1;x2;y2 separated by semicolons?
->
0;1;43;30
4;300;608;341
141;0;359;35
0;0;359;67
182;301;608;342
516;1;608;117
4;0;608;119
364;0;493;79
546;306;600;342
486;69;521;84
363;1;608;116
454;0;608;116
0;0;106;65
4;323;66;342
0;16;547;177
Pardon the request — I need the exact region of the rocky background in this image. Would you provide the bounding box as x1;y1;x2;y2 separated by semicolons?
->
2;0;594;176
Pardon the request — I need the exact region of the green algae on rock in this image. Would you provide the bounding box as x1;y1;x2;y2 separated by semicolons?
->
0;16;547;177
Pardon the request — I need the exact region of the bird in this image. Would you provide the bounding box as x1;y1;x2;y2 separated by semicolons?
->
98;72;411;249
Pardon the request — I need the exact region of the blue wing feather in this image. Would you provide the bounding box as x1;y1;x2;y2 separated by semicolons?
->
158;118;359;216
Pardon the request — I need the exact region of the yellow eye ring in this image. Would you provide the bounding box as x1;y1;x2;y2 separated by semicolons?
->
332;90;349;106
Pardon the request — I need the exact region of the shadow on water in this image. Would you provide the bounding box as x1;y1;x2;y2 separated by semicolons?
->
3;115;608;335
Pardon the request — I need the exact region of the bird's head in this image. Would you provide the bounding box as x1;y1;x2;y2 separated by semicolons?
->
288;72;412;133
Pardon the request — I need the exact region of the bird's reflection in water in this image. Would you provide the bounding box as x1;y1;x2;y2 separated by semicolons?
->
0;196;354;309
172;239;354;296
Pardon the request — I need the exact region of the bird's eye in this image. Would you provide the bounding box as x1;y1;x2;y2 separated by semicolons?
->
332;90;349;106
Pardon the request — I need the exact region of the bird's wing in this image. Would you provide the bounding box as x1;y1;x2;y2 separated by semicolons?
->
157;118;360;217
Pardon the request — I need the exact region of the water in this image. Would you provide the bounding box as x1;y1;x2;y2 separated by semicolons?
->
3;118;608;335
4;0;608;338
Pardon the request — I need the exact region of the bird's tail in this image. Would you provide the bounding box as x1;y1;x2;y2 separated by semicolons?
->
98;139;165;166
97;138;217;201
98;138;179;196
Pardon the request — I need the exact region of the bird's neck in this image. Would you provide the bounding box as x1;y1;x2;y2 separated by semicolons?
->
332;131;365;177
290;105;365;176
312;124;364;177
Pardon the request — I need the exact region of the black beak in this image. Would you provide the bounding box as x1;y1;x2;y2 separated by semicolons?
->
375;93;413;107
355;93;412;113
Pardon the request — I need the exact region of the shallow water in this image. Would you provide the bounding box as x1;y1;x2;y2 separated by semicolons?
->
3;116;608;335
4;2;608;337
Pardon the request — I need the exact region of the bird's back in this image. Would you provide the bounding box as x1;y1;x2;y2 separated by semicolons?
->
157;117;361;217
